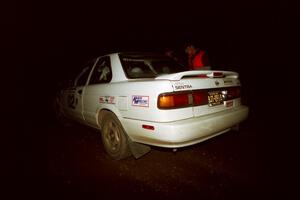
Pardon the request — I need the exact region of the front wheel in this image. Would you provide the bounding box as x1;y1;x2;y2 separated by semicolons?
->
101;112;131;160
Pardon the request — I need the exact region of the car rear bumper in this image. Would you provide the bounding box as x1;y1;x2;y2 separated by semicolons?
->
121;105;249;148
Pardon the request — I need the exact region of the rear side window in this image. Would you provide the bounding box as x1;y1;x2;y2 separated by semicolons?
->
89;56;112;84
119;54;187;79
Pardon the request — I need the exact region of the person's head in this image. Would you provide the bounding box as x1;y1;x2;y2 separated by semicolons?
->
185;44;197;57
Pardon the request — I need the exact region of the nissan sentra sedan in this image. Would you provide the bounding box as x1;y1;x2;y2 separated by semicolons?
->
55;52;249;159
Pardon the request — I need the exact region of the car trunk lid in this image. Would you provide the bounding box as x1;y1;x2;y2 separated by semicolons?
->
155;70;239;81
156;70;242;117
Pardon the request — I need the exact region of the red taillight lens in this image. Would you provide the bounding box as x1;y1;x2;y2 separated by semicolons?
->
193;90;208;106
227;87;241;100
158;93;190;109
173;93;190;106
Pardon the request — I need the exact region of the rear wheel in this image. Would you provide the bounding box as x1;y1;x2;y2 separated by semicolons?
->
101;111;131;160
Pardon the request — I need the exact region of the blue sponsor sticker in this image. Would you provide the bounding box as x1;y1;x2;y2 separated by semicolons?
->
132;96;149;107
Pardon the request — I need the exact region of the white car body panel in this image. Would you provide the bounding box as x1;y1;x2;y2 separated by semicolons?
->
58;52;249;148
121;105;248;148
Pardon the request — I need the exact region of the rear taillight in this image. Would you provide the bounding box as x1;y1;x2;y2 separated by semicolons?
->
227;87;241;100
158;86;241;109
193;90;208;106
158;91;208;109
158;92;191;109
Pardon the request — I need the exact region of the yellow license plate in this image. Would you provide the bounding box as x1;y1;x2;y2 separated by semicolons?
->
208;91;224;106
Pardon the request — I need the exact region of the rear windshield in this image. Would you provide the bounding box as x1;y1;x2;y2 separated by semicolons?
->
119;54;188;79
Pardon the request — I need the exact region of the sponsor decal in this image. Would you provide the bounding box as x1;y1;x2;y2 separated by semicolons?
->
132;96;149;107
99;96;116;104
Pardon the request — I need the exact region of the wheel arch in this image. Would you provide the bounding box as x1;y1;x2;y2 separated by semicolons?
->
96;105;123;129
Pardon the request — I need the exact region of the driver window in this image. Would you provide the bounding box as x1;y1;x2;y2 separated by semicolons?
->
89;56;112;84
76;66;92;86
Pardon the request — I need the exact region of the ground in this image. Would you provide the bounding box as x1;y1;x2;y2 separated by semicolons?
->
15;112;297;200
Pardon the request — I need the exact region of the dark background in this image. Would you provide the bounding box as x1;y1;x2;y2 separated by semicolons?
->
13;1;296;132
3;0;299;199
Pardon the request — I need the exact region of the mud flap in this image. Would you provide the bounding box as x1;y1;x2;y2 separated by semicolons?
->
128;138;151;159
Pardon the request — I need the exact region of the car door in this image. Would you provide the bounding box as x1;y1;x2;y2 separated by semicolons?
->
71;61;95;121
83;56;112;126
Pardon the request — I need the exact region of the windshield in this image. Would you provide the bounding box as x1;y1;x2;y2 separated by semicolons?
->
119;54;188;79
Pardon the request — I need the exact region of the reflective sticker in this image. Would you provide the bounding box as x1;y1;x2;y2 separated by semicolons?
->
99;96;116;104
132;96;149;107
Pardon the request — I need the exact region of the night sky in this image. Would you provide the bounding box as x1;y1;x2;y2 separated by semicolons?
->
17;1;286;75
16;2;291;115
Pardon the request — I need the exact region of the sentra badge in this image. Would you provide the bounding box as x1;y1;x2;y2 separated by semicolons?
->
173;81;192;91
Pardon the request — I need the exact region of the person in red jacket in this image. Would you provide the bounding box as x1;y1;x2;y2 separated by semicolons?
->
185;44;210;70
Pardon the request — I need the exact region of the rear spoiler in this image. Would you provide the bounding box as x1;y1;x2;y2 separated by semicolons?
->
155;70;239;81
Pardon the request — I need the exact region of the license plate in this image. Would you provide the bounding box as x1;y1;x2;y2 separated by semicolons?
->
208;91;224;106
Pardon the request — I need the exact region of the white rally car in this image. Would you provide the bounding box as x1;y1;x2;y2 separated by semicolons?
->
55;52;249;159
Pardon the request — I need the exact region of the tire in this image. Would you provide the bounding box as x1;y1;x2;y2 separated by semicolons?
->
101;111;131;160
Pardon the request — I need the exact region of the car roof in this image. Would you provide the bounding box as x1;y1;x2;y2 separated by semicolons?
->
117;52;169;59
